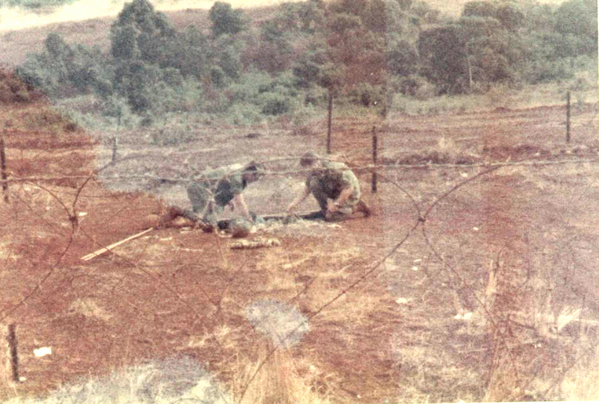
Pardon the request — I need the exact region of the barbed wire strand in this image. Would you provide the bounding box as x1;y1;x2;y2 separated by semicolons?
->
2;154;598;402
237;164;508;403
1;157;599;185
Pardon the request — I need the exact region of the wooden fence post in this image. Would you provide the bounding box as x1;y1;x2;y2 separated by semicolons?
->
1;134;8;203
566;91;571;143
7;323;19;383
327;91;333;155
372;126;378;193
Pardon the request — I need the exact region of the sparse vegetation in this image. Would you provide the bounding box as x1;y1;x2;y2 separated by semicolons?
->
0;1;598;403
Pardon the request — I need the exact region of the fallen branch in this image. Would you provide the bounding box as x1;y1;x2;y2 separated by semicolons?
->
81;228;154;261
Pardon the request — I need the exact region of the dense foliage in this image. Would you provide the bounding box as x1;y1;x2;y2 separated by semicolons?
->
14;0;598;128
0;0;79;8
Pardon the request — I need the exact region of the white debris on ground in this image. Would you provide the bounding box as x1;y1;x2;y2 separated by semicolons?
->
245;299;310;349
33;347;52;358
230;237;281;249
454;312;474;321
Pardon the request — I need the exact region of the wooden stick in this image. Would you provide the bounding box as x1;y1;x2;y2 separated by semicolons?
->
81;228;154;261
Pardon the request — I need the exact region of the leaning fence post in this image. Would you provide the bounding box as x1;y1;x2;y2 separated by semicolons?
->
372;126;378;193
7;323;19;383
1;133;8;203
327;91;333;155
566;91;571;143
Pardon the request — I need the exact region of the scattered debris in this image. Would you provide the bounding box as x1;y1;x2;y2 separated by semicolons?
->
34;347;52;357
454;312;474;321
230;237;281;250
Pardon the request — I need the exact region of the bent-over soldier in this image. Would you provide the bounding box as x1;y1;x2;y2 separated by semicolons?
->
187;161;263;230
287;152;370;221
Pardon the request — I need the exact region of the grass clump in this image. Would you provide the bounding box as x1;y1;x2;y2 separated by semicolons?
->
4;356;229;404
245;299;310;349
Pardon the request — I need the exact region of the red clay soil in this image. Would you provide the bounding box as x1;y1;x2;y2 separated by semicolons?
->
1;101;599;403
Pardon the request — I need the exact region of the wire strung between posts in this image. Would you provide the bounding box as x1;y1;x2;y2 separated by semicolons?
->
3;153;597;402
236;165;506;404
1;157;598;184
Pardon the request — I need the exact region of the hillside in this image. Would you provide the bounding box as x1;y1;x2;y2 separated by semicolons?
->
0;6;279;66
0;0;570;66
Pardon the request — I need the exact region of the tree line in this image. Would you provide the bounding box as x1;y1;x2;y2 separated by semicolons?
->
13;0;598;126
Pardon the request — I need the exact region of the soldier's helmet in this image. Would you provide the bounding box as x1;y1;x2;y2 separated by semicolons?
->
300;151;320;167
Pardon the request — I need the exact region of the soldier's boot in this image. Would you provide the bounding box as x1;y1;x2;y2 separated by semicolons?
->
354;200;371;217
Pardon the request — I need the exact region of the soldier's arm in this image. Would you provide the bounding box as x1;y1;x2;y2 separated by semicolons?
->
233;194;252;220
328;186;354;212
287;186;311;214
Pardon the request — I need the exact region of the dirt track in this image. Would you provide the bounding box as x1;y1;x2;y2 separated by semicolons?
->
1;101;599;402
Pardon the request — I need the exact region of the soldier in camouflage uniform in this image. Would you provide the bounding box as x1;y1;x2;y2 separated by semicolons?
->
187;161;263;231
287;152;371;221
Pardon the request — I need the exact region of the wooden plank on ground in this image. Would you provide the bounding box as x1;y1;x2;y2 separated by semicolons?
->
81;227;154;261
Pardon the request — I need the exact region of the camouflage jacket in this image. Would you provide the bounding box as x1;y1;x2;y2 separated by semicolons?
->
197;164;247;207
306;161;360;201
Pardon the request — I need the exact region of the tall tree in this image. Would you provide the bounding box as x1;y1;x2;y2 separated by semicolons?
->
555;0;598;55
209;2;246;38
110;0;175;64
418;26;468;94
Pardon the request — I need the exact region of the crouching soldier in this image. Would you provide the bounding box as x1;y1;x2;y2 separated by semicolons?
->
287;152;371;221
187;161;263;231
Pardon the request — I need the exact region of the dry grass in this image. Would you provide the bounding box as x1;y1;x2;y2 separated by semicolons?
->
561;350;599;400
2;357;230;404
390;81;599;117
231;345;330;404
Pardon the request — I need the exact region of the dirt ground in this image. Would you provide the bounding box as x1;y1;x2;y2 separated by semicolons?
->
1;100;599;402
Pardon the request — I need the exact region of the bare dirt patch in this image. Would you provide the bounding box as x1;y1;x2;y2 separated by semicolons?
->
1;101;599;402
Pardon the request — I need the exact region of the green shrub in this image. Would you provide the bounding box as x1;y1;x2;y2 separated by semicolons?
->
150;126;197;146
524;58;575;84
348;83;383;107
261;93;291;115
226;103;264;125
414;80;437;101
398;75;429;97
